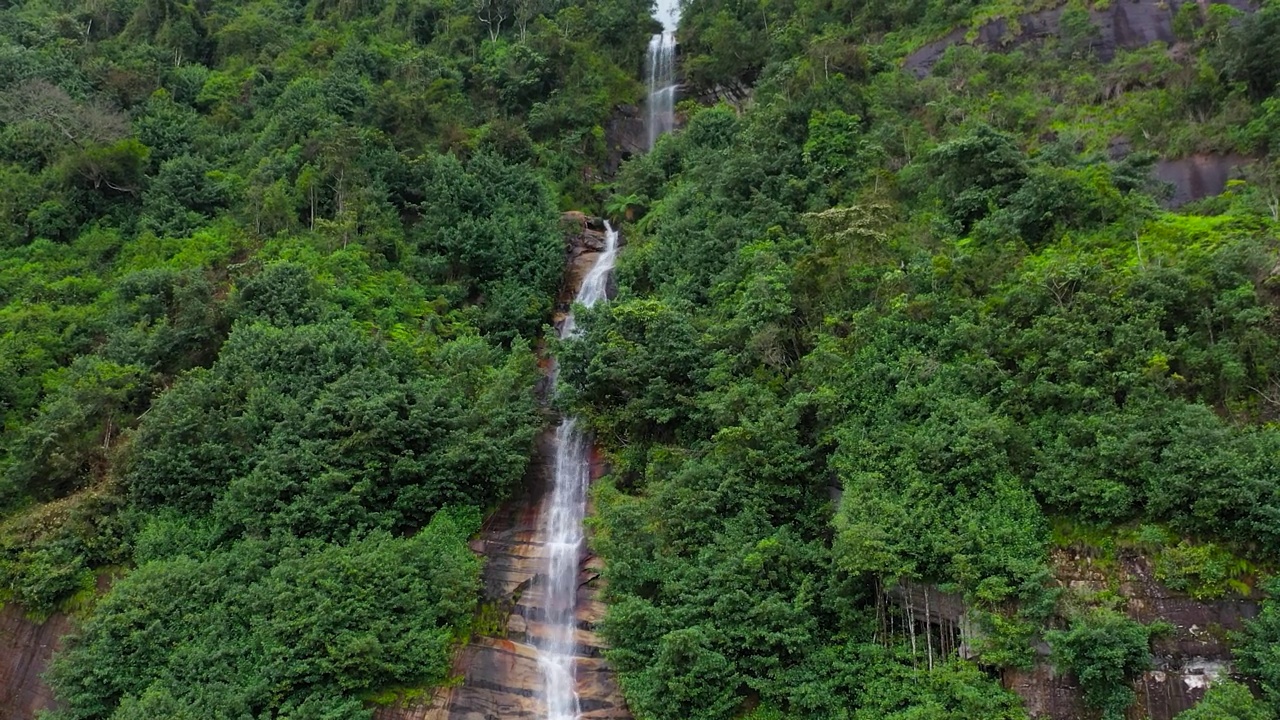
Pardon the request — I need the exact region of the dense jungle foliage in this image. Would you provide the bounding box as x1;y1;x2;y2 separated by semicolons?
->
6;0;1280;718
0;0;651;717
559;0;1280;719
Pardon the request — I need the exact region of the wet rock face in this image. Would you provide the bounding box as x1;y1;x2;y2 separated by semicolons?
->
0;606;70;720
1004;666;1090;720
887;548;1261;720
1015;551;1260;720
379;221;630;720
906;0;1257;78
1155;154;1251;207
378;432;629;720
604;105;648;177
559;212;612;319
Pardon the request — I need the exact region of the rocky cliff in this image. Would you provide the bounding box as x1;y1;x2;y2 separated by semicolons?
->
906;0;1257;78
889;547;1260;720
605;106;648;177
904;0;1259;207
376;214;631;720
0;606;69;720
1155;153;1252;207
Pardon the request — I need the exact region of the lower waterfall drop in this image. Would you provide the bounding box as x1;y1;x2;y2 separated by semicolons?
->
537;223;619;720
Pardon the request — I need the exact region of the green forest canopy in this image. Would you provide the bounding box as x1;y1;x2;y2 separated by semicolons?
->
3;0;1280;719
0;0;649;717
566;1;1280;719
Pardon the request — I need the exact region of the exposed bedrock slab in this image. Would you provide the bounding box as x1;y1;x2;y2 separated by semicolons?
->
1014;548;1260;720
887;549;1261;720
0;605;70;720
381;430;628;720
382;217;629;720
1155;153;1251;207
906;0;1258;78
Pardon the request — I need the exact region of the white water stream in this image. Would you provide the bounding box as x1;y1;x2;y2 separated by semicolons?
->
536;224;618;720
646;32;677;150
537;6;678;715
645;0;680;150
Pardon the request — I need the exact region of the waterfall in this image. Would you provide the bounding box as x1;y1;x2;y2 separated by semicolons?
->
537;223;619;720
645;32;677;150
646;0;680;149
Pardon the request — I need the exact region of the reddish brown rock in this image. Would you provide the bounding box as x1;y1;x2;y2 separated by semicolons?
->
390;435;630;720
0;606;71;720
389;267;632;720
558;213;611;325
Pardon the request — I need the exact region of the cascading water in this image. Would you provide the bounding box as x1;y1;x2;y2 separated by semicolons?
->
645;0;680;149
645;32;677;150
536;223;619;720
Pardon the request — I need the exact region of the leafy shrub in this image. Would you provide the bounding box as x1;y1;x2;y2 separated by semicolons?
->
1235;579;1280;714
1046;609;1165;720
1175;680;1271;720
46;510;480;720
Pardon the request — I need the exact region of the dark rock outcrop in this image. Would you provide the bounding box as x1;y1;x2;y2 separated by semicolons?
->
1155;153;1250;207
906;0;1258;78
1008;549;1261;720
885;548;1260;720
604;105;648;177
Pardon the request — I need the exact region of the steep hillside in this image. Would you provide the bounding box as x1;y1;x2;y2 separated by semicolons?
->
5;0;1280;719
0;0;650;717
564;1;1280;719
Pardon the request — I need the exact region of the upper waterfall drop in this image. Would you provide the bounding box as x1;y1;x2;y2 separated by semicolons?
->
645;0;680;150
573;223;618;312
645;32;676;150
559;223;617;339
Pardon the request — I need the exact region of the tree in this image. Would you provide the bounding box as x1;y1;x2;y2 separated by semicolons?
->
412;151;563;340
514;0;549;41
4;358;144;500
60;139;152;196
1175;681;1271;720
803;110;880;199
1046;610;1164;720
46;511;481;720
1236;579;1280;715
0;81;128;149
1222;5;1280;101
475;0;512;41
925;124;1028;234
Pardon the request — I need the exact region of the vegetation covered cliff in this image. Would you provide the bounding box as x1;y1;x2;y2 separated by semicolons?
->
0;0;649;717
565;0;1280;719
3;0;1280;719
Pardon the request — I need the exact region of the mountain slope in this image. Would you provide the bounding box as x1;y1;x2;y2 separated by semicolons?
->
567;1;1280;719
